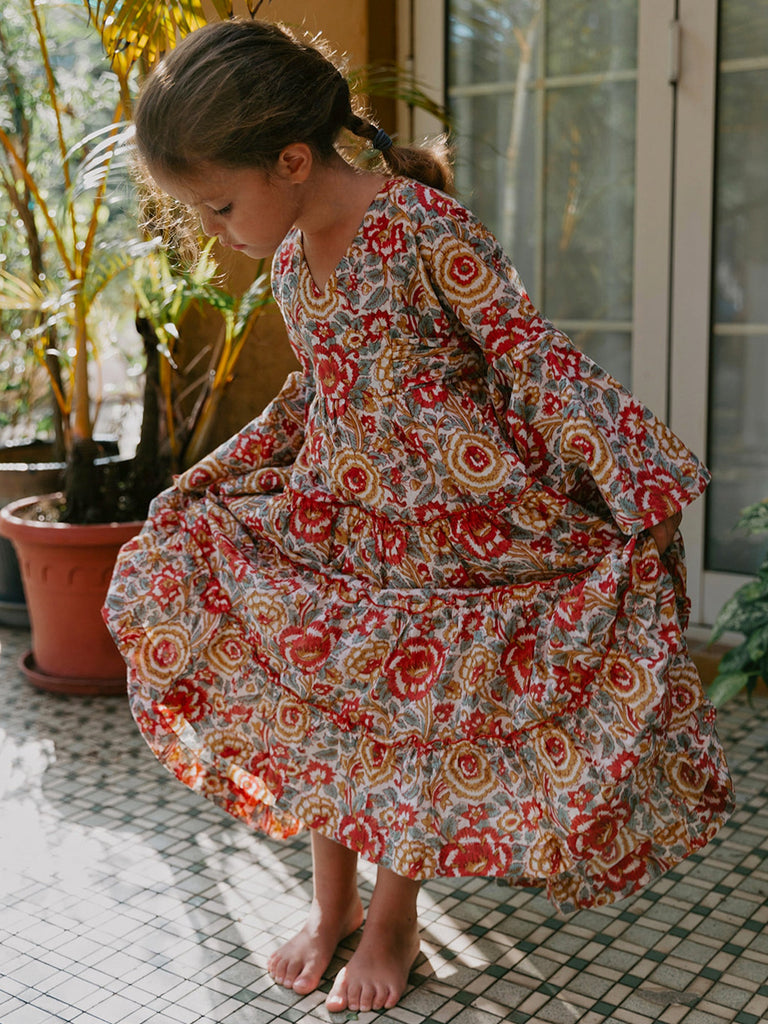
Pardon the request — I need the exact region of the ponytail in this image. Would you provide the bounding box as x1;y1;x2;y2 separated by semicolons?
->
345;112;453;193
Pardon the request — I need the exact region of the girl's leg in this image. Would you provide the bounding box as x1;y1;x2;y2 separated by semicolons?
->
326;864;421;1013
267;830;364;995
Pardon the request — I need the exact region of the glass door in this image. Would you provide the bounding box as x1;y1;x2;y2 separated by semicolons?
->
412;0;768;625
669;0;768;623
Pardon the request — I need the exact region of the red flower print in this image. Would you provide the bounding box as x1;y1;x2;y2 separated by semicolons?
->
543;391;563;416
278;623;339;673
362;215;408;257
253;469;284;493
606;748;639;782
481;300;507;330
374;521;409;565
506;418;549;478
500;632;536;696
636;555;662;583
315;344;359;412
360;310;394;334
337;813;385;860
552;583;586;632
618;401;650;445
201;579;232;614
603;840;652;893
438;827;507;875
149;567;185;608
411;380;450;408
311;322;336;343
230;430;276;466
182;465;216;490
164;679;212;723
547;342;584;379
520;798;544;831
567;801;631;860
634;468;687;519
448;252;483;288
452;510;511;559
290;499;334;544
385;635;446;701
464;804;488;827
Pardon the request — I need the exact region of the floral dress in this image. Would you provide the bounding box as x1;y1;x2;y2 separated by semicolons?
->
104;177;733;913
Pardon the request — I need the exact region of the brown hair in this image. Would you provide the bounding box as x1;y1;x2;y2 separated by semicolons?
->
134;19;452;192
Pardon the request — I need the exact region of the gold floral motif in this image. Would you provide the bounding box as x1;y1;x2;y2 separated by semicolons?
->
330;449;384;504
207;624;249;677
532;725;585;788
391;839;438;878
134;621;191;687
443;741;497;798
294;793;340;831
560;420;614;487
272;699;311;744
444;430;508;493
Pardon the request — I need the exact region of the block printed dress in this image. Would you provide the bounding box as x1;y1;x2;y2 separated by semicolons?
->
105;177;733;913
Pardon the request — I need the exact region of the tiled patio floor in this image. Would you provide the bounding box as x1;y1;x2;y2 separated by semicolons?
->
1;622;767;1024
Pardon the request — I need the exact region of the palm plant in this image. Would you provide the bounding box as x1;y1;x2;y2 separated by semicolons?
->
0;0;270;521
130;244;272;495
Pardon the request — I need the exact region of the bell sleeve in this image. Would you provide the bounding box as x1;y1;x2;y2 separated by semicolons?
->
413;188;709;535
172;368;309;497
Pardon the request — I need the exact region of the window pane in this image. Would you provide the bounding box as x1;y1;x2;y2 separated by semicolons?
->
719;0;768;62
546;0;637;76
706;0;768;575
707;335;768;574
543;82;636;322
448;2;638;389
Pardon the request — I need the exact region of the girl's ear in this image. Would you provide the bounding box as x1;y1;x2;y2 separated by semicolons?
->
277;143;313;183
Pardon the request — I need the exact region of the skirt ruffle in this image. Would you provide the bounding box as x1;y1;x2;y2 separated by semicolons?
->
105;482;734;914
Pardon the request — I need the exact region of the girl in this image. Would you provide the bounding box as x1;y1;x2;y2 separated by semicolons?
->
105;18;734;1016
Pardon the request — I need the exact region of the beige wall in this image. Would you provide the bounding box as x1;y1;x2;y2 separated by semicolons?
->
188;1;397;451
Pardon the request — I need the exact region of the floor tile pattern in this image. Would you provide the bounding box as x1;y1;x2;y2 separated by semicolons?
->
1;624;767;1023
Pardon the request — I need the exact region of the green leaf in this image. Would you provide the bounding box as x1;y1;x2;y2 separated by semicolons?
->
747;622;768;662
706;670;757;708
716;643;753;674
735;499;768;536
710;588;768;642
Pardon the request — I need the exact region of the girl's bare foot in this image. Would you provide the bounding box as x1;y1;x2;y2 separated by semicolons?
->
326;864;421;1013
268;893;364;994
268;831;363;995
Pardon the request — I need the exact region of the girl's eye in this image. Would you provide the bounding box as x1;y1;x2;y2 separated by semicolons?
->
214;203;232;216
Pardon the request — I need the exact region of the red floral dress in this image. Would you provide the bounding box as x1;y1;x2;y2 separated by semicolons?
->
105;177;733;913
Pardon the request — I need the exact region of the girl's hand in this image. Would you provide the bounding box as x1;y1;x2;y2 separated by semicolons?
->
648;511;682;554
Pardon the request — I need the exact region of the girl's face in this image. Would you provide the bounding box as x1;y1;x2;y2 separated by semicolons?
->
152;161;303;260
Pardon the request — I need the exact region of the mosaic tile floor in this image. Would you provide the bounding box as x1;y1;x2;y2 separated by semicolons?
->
1;623;767;1024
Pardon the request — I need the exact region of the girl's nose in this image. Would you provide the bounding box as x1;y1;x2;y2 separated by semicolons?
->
199;207;217;237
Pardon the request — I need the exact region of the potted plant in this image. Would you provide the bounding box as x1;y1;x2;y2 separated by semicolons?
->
0;0;271;692
707;498;768;706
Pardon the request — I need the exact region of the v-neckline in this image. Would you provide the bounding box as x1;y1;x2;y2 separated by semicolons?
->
298;177;397;295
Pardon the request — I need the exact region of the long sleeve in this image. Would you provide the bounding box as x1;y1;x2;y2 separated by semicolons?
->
410;185;709;535
173;368;309;497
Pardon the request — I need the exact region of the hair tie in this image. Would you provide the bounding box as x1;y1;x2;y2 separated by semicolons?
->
372;128;393;152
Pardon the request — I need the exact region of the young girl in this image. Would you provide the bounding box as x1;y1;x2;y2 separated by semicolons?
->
105;18;734;1016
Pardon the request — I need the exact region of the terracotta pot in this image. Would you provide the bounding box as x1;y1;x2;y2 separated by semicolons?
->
0;440;65;625
0;438;119;626
0;493;141;696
